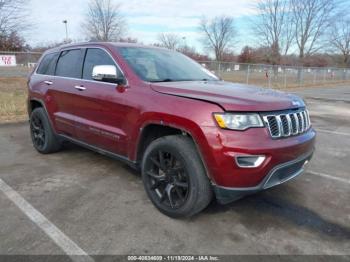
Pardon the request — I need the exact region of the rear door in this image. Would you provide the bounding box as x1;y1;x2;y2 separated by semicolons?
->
31;51;60;123
74;48;131;156
49;48;85;138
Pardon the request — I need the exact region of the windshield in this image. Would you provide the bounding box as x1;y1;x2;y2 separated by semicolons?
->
117;47;219;82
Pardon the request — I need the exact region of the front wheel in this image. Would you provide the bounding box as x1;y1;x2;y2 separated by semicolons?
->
141;135;212;218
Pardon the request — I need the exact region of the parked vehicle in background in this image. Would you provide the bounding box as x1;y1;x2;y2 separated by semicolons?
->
27;42;316;217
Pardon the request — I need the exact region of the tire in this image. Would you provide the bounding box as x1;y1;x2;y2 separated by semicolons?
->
30;107;62;154
141;135;212;218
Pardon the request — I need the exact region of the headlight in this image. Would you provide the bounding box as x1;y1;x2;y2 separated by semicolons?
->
213;113;264;130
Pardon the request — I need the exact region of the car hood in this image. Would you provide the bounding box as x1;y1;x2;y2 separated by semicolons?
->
150;81;304;112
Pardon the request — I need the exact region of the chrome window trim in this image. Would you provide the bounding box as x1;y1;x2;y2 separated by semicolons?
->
34;46;129;87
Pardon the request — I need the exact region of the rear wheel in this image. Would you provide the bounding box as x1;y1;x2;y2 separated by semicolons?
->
30;108;62;154
141;135;212;218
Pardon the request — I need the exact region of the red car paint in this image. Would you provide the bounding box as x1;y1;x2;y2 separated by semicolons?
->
28;42;316;191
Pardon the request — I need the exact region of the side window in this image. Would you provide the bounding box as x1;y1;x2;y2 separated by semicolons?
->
36;52;59;75
83;48;121;81
55;49;83;78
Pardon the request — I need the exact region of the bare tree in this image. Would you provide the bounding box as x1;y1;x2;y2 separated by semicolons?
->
199;16;236;61
290;0;336;60
119;37;138;43
0;0;28;36
0;31;25;51
254;0;294;65
157;33;181;50
82;0;126;41
330;17;350;66
177;44;210;61
0;0;28;50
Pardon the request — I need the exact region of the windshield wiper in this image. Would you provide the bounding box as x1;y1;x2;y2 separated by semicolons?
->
150;78;174;83
200;78;220;81
150;78;218;83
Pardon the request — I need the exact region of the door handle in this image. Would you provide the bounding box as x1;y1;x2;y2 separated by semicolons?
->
74;85;86;91
44;81;53;85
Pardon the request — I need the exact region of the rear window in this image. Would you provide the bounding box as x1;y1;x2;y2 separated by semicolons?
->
36;52;59;75
55;49;83;78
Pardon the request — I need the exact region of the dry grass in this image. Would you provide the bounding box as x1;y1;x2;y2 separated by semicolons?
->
0;77;28;123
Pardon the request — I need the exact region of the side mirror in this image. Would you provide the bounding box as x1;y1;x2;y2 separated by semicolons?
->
92;65;124;84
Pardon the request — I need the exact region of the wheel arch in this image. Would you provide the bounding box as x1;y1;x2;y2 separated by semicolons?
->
28;98;57;134
134;121;213;182
28;98;45;115
136;124;183;163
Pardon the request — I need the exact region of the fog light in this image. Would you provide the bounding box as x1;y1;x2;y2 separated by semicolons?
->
235;155;266;168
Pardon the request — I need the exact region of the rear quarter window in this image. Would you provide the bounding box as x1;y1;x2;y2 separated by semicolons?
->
36;52;59;75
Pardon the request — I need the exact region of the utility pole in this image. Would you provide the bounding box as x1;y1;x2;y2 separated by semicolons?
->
62;20;68;42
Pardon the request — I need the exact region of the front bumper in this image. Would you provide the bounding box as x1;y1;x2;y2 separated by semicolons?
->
213;150;313;204
199;125;316;188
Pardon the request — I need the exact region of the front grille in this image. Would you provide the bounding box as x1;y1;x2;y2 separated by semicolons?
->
263;109;311;138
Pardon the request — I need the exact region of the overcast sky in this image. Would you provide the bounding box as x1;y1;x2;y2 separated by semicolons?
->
28;0;258;52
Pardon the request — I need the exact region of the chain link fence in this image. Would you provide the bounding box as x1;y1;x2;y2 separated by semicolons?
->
200;61;350;88
1;51;350;88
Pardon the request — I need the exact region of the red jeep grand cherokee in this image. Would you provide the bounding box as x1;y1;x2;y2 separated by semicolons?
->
27;42;316;217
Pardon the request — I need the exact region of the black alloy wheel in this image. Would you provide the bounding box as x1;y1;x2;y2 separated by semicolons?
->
30;113;46;151
144;150;190;209
142;135;213;218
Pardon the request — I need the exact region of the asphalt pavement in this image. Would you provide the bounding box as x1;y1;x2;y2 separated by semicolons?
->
0;85;349;258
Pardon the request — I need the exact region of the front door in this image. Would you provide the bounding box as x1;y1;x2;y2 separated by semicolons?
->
74;48;131;156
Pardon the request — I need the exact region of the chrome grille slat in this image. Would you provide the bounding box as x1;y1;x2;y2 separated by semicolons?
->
306;110;311;129
285;114;292;136
303;111;309;130
303;111;308;128
275;115;284;137
263;109;311;139
280;115;288;136
297;112;303;132
300;112;305;132
266;116;279;137
293;113;299;134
